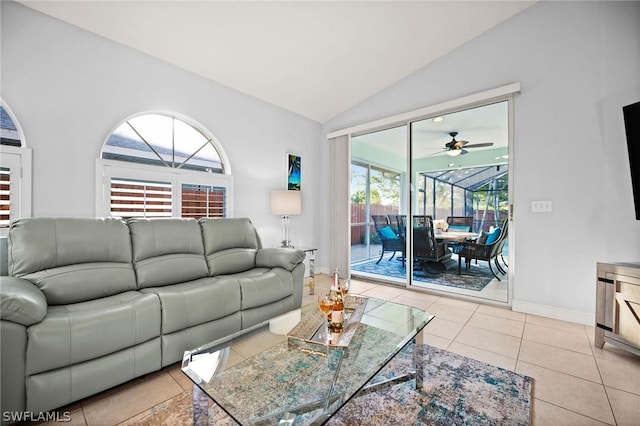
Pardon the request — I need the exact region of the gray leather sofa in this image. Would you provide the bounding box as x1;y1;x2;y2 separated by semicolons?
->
0;217;305;420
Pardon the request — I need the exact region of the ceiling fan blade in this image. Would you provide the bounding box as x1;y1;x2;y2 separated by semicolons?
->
425;147;469;157
454;140;469;148
464;142;494;149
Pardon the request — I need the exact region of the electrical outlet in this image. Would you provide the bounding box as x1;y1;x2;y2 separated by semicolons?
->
531;200;553;212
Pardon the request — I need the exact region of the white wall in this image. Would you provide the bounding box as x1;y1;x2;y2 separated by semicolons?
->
3;1;639;321
0;1;322;252
323;1;640;323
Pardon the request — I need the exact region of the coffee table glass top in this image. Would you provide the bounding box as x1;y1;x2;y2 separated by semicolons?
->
182;297;434;425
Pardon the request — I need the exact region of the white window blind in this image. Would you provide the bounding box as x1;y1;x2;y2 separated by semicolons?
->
110;177;172;218
181;184;226;219
0;167;10;228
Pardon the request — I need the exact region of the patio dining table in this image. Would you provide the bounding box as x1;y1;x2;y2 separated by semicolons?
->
435;231;478;274
435;231;478;242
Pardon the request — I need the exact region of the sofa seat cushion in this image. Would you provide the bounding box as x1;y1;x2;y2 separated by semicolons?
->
225;268;295;310
26;291;160;375
140;277;241;335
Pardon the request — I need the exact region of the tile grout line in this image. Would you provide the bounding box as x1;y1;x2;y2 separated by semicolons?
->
586;325;619;425
447;303;479;353
513;313;526;374
533;397;617;426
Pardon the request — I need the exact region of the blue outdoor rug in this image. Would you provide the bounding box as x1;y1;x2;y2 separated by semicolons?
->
351;255;502;291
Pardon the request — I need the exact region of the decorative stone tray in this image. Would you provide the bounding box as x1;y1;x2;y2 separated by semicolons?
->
287;295;369;350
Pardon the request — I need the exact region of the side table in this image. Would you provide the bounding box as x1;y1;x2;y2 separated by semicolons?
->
294;246;317;295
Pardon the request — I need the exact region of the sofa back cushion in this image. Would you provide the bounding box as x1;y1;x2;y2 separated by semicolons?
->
128;218;209;288
7;217;136;305
200;218;261;276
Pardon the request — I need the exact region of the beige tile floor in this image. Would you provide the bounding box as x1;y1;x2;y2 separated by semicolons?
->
33;275;640;426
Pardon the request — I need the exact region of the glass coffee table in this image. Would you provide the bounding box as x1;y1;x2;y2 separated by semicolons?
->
182;296;434;425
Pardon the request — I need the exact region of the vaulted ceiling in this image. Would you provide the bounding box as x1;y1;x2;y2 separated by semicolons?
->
19;1;535;123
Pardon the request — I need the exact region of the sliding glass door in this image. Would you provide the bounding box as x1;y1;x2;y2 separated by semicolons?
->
349;100;511;304
350;126;407;285
410;101;509;303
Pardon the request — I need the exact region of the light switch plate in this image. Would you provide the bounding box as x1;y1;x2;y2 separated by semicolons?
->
531;200;553;212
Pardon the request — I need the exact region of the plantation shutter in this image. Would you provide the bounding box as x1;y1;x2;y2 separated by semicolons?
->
0;167;9;228
181;184;226;219
110;177;172;218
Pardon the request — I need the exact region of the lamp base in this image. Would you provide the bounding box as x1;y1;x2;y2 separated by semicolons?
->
280;240;295;249
280;216;294;249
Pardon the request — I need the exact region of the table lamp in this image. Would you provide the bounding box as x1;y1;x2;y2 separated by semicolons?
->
270;190;302;248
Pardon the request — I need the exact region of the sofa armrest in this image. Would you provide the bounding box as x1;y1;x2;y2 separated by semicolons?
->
256;248;306;272
0;276;47;326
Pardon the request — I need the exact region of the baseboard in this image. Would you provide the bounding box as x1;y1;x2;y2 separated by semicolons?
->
512;299;594;326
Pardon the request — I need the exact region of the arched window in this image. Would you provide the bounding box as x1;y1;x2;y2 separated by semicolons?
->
0;100;32;234
97;112;233;219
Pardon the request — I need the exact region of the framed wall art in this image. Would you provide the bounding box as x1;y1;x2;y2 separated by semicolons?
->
287;153;301;191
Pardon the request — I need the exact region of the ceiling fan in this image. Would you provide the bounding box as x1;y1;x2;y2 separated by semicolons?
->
429;132;494;157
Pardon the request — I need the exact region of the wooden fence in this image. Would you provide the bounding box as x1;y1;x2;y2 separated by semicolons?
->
350;203;507;245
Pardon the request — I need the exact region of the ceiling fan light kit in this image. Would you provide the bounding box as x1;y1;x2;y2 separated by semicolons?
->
427;131;494;157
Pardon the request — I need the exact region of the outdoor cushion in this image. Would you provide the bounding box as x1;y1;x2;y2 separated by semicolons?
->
476;230;488;245
448;225;471;232
380;225;397;239
485;227;502;245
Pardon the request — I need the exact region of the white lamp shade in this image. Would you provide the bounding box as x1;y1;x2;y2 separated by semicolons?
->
270;190;302;215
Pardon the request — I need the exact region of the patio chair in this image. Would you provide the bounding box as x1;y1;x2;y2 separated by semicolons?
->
494;227;508;273
395;214;407;239
446;216;474;232
371;215;405;266
445;216;474;261
413;217;452;273
460;219;508;280
412;215;433;227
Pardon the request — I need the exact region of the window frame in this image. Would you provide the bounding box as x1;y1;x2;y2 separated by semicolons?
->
0;99;32;236
96;111;233;220
95;159;234;218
